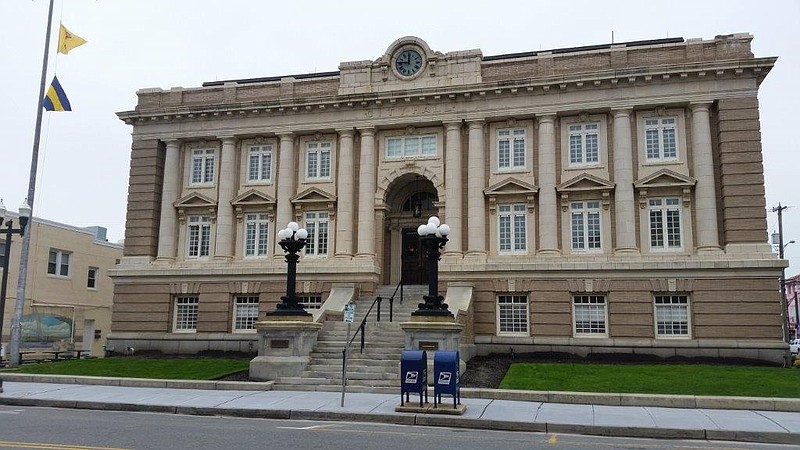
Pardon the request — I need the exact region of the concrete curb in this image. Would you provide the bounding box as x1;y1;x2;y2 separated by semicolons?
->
1;395;797;445
3;373;800;412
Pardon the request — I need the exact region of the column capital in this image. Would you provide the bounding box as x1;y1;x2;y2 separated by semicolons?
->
358;127;376;137
277;132;294;142
611;108;633;118
164;139;181;147
336;128;355;138
537;114;557;124
218;135;237;145
444;121;462;131
467;119;485;130
689;102;712;112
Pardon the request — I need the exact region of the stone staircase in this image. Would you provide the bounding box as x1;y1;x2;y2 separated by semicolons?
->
271;285;427;393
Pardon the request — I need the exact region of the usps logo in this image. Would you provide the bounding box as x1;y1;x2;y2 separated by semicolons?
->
404;371;418;384
438;372;452;385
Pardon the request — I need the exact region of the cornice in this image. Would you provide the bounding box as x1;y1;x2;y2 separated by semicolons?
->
117;57;776;126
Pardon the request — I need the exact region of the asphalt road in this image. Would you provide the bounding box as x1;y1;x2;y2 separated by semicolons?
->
0;406;795;450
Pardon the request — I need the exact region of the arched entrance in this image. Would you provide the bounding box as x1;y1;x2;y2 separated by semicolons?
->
383;174;439;285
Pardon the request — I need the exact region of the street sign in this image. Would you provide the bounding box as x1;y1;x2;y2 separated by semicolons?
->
344;303;355;323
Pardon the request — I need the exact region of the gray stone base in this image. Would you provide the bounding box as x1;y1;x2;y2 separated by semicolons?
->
249;318;323;381
249;355;311;380
395;402;467;415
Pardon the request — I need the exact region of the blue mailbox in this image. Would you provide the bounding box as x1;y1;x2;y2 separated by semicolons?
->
433;350;460;408
400;349;427;407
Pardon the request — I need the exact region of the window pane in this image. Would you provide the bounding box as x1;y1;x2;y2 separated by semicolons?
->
499;215;511;251
387;138;402;157
587;212;601;249
571;212;585;249
646;129;660;159
498;295;528;334
585;133;599;163
662;128;677;158
59;253;70;276
421;136;436;155
569;134;582;164
650;210;664;247
307;151;318;178
320;150;331;177
513;138;525;167
404;137;419;156
498;140;510;168
204;154;214;183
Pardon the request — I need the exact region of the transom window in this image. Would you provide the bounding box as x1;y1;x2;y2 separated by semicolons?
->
247;145;272;183
654;294;690;337
497;295;529;335
174;296;199;332
386;135;437;158
498;204;527;254
570;201;602;251
648;197;682;250
87;267;98;289
573;294;607;336
299;295;323;310
47;249;71;277
191;149;215;185
187;215;212;258
244;213;269;257
233;296;259;332
497;128;526;170
568;123;600;166
304;211;329;256
644;117;678;161
306;141;332;179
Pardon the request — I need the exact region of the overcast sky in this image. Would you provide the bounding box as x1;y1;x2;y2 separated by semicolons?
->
1;0;797;274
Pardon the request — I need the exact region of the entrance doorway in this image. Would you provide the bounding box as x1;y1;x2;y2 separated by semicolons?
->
402;228;428;285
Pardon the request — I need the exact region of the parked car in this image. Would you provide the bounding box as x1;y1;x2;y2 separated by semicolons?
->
790;338;800;355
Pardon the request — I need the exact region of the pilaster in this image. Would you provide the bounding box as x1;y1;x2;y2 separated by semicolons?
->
156;139;180;261
612;108;639;254
537;114;559;255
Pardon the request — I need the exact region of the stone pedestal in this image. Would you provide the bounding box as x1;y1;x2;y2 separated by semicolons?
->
400;315;466;377
249;314;322;381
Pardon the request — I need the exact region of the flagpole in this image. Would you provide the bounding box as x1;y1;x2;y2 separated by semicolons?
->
8;0;56;366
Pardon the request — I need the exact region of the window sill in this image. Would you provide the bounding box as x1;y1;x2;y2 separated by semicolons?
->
172;330;197;334
46;274;71;280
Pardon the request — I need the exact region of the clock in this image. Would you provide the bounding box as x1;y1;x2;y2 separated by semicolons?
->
394;48;424;77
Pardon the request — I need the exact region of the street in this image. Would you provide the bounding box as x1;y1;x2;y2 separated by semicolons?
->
0;406;794;450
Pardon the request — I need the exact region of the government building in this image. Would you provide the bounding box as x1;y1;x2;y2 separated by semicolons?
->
110;34;787;365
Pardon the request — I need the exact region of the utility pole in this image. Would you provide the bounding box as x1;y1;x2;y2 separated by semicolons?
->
771;203;791;364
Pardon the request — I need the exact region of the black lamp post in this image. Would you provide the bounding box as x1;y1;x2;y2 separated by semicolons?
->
268;221;311;317
0;199;31;392
412;216;452;317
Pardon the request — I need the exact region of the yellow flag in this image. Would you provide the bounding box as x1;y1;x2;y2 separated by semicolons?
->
57;24;87;55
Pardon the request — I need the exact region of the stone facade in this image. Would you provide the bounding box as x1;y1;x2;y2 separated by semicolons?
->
110;34;787;363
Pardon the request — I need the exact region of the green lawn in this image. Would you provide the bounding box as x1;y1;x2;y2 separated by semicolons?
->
3;357;249;380
500;363;800;398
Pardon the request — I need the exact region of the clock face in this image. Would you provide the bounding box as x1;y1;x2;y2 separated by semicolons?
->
395;49;423;77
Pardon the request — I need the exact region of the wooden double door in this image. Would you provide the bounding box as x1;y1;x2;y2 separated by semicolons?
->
401;228;429;285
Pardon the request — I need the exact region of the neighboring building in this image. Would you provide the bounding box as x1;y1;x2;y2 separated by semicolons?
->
787;274;800;339
111;34;787;363
1;213;122;358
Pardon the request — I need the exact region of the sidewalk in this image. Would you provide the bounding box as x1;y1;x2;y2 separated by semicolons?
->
1;376;799;445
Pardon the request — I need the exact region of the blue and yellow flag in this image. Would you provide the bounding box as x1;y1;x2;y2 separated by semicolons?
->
42;76;71;111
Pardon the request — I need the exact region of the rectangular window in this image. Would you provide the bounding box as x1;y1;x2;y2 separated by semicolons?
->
233;295;259;332
570;201;602;251
306;142;332;179
191;149;215;185
47;249;71;277
87;267;98;289
568;123;600;166
648;197;682;250
573;294;607;336
497;128;526;170
244;213;269;257
174;296;199;332
299;295;323;310
498;204;527;253
497;295;529;335
654;294;690;337
247;145;272;183
304;211;329;256
644;117;678;161
187;215;212;258
385;135;437;158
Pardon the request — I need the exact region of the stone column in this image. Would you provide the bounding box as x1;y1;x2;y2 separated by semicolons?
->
690;102;721;252
275;132;295;257
444;122;463;256
335;129;355;258
356;128;376;258
156;139;180;261
466;120;486;257
612;109;638;254
537;115;559;255
214;136;236;260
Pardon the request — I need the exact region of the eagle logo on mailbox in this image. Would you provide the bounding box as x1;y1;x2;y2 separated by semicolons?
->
405;371;418;384
438;372;452;385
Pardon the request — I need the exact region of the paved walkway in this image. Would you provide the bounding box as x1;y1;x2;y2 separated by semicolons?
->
1;378;799;445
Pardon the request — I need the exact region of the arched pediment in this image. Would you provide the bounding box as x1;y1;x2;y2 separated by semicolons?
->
634;168;697;189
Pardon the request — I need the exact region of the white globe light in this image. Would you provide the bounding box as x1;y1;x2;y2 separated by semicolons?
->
296;228;308;240
425;222;437;235
277;229;287;240
288;221;299;232
417;224;428;236
438;224;450;236
435;229;442;238
428;216;440;227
